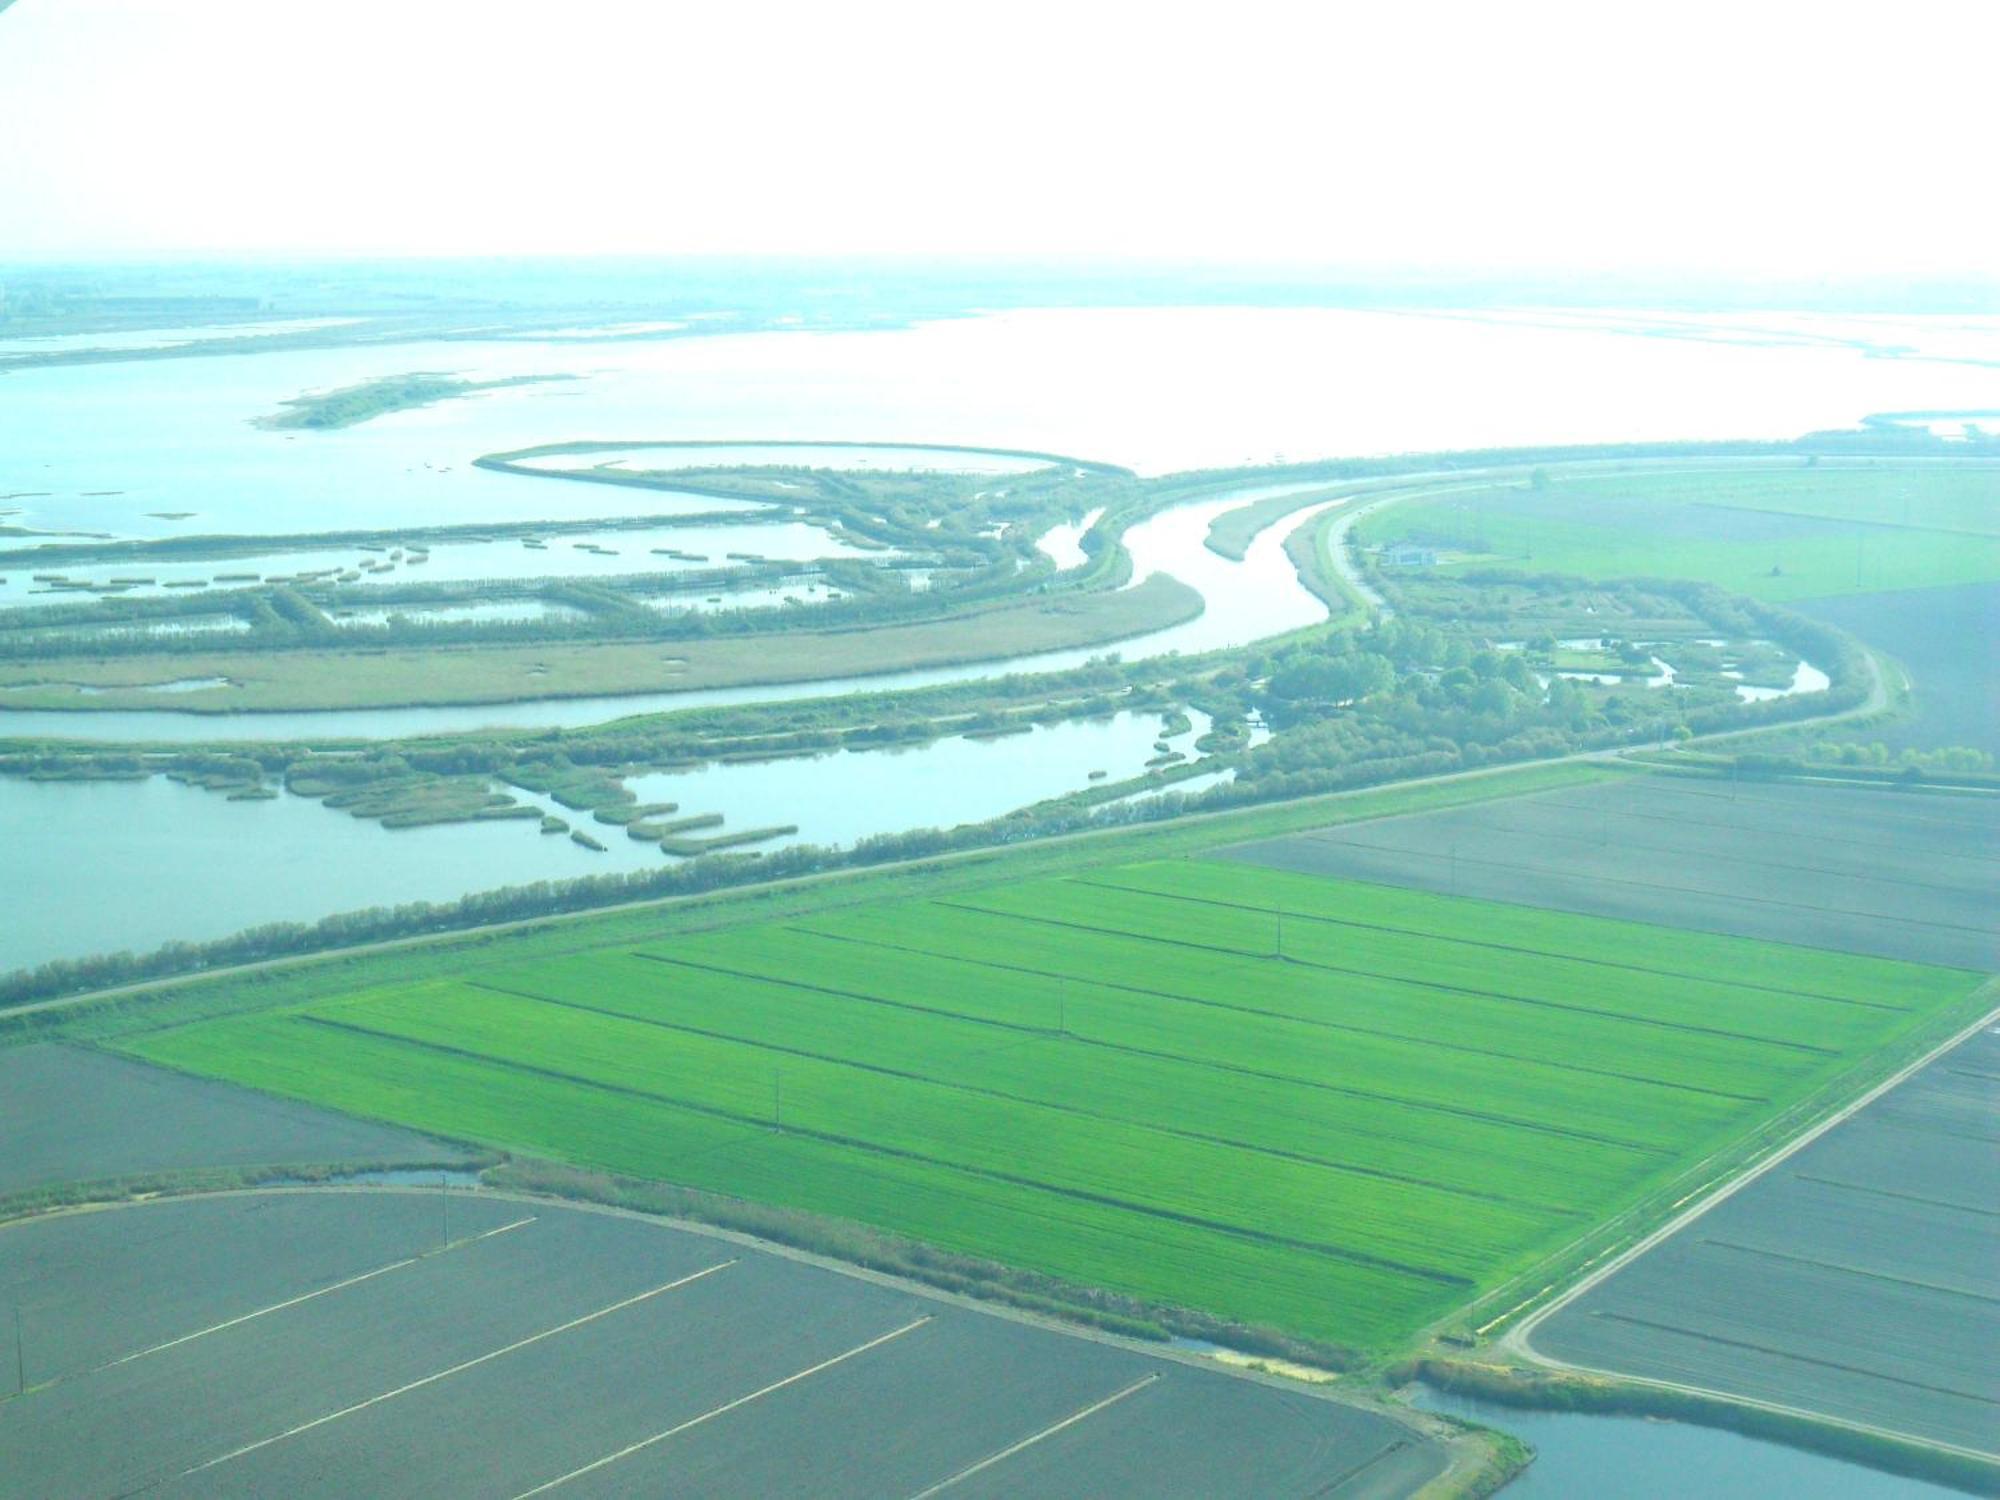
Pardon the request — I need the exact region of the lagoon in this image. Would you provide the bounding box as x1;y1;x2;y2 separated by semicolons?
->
0;708;1192;973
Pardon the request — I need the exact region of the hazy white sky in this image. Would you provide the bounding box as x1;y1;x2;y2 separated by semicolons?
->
1;0;1993;275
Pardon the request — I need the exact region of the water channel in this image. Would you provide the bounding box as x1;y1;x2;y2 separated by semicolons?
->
0;707;1195;973
0;480;1341;743
1410;1388;1968;1499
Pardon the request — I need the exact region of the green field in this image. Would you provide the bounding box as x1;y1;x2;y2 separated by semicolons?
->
117;850;1987;1355
1358;464;2000;601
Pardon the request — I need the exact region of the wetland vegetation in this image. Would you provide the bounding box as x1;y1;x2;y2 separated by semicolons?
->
4;297;1994;1498
256;371;575;429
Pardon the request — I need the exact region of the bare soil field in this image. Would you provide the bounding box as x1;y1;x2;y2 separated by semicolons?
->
1793;581;2000;758
1217;776;2000;971
1528;1023;2000;1455
0;1190;1444;1499
0;1044;470;1199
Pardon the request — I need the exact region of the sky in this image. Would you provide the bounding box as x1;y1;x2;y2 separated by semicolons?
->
1;0;1995;279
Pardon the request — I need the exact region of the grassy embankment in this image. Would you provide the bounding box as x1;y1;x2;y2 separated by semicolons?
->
104;764;1990;1362
0;573;1200;711
1406;1360;2000;1495
1287;505;1370;618
1201;485;1344;560
1356;463;2000;602
18;761;1613;1041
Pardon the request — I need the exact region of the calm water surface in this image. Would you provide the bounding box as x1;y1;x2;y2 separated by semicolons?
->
0;481;1339;742
7;307;1998;965
1411;1389;1967;1499
6;307;1996;542
0;709;1189;972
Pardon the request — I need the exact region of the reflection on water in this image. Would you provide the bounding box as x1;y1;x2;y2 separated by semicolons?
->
513;442;1057;475
0;519;884;610
0;710;1188;973
5;306;1993;544
0;317;361;358
617;708;1196;855
0;482;1342;743
1034;506;1105;570
1409;1389;1963;1499
1736;658;1832;702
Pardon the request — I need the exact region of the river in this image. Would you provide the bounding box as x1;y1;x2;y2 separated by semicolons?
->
5;304;1997;968
0;479;1342;743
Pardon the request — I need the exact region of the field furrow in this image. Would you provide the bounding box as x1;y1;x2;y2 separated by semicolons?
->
117;852;1990;1355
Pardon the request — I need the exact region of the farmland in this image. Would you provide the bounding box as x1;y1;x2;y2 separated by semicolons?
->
118;848;1991;1356
1353;462;2000;602
0;1191;1443;1499
0;1043;471;1202
1527;1022;2000;1455
1223;776;2000;970
1793;581;2000;758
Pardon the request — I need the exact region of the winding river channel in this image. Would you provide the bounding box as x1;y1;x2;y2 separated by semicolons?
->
5;307;1991;1498
0;435;1345;974
0;479;1340;743
0;707;1203;972
5;304;1991;977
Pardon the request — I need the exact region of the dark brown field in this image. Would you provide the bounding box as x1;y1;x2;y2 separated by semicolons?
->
0;1191;1443;1499
0;1044;471;1199
1219;775;1999;970
1530;1023;1999;1455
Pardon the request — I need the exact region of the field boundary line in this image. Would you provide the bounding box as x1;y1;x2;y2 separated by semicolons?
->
453;979;1580;1216
180;1258;737;1476
16;1184;1448;1451
9;457;1934;1032
510;1314;934;1497
5;756;1620;1031
775;926;1679;1154
1585;1310;1997;1405
1504;998;2000;1368
1081;866;1961;1007
1522;787;2000;865
298;1013;1474;1288
679;928;1772;1095
107;1213;535;1372
765;920;1787;1100
1793;1174;2000;1219
1292;804;2000;906
1698;1238;2000;1305
935;896;1846;1054
0;1213;538;1409
1266;841;1998;952
904;1371;1161;1497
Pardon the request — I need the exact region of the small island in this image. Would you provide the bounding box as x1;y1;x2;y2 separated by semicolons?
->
257;371;571;430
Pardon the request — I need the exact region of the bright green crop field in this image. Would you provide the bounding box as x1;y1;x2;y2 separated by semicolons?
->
1357;463;2000;601
116;846;1989;1355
